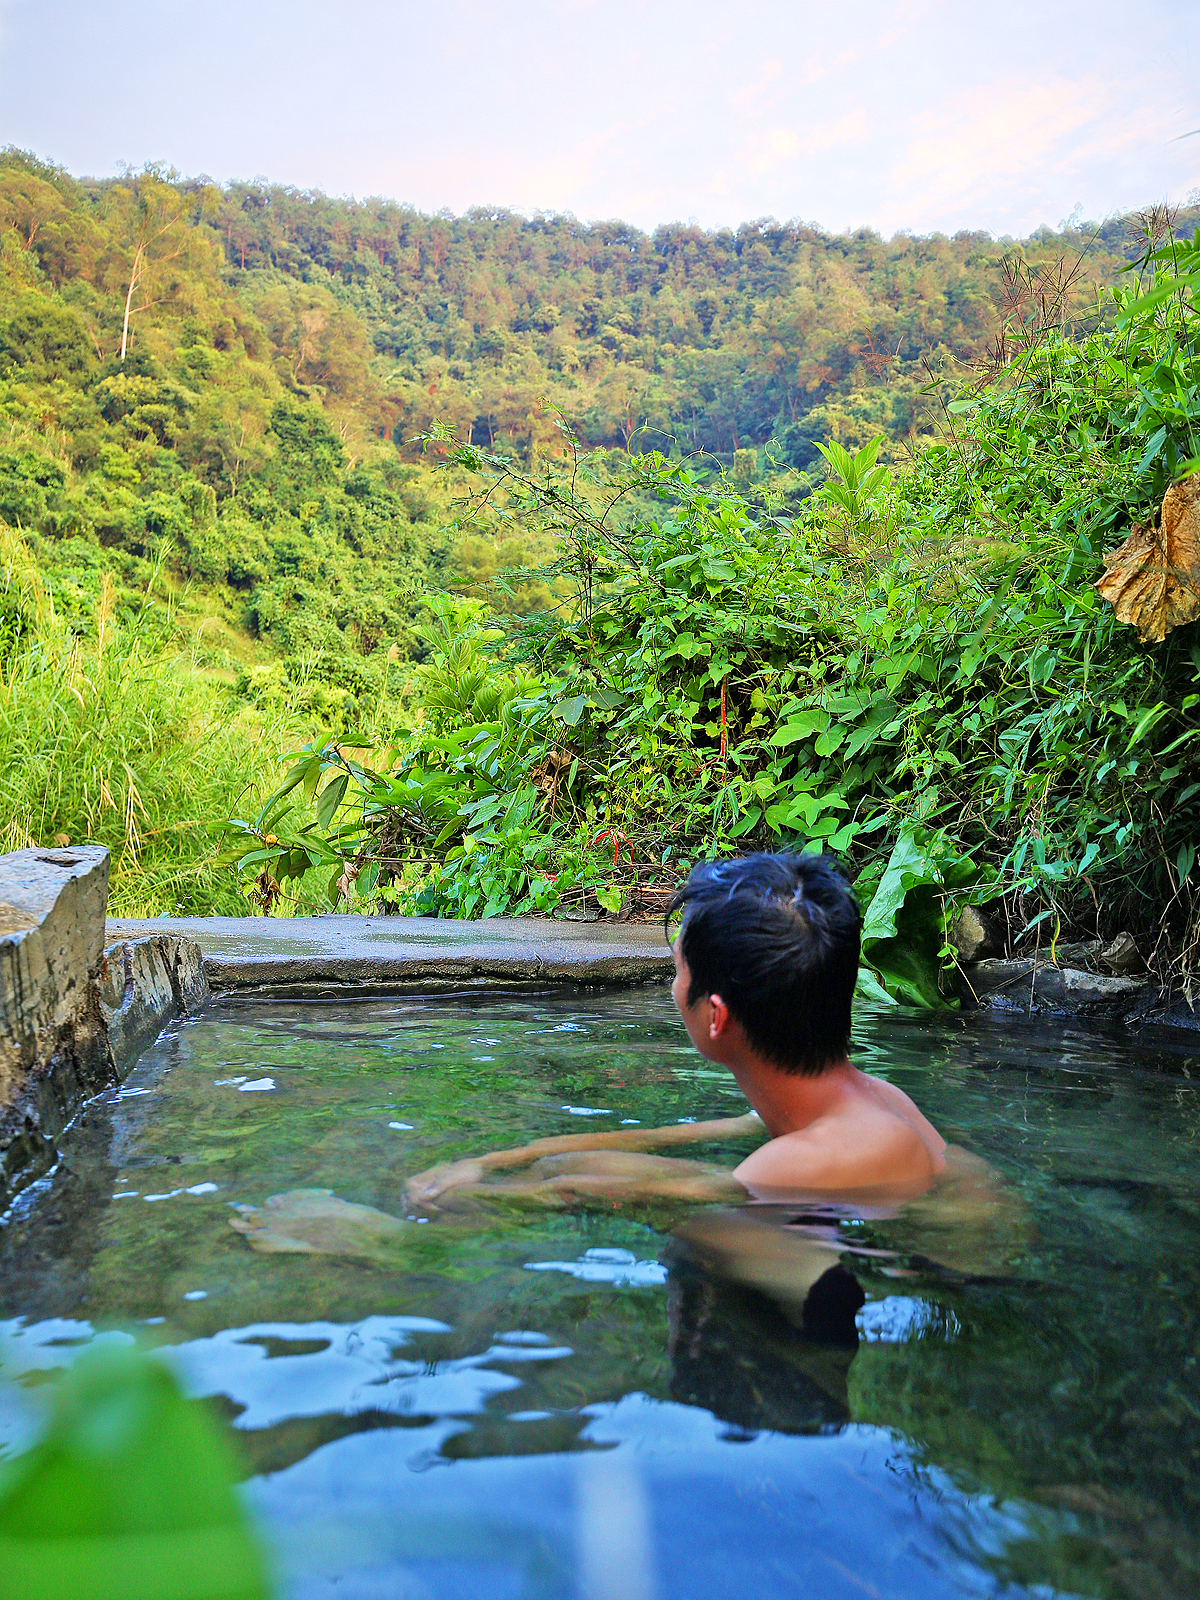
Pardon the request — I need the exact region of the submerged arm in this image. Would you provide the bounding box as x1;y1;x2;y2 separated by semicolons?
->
452;1150;748;1208
404;1112;762;1209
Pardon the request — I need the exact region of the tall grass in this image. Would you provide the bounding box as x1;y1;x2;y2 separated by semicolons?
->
0;524;291;915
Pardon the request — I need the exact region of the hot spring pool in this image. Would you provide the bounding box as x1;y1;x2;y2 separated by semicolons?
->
1;987;1198;1599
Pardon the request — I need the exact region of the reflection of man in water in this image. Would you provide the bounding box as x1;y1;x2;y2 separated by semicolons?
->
664;1226;865;1435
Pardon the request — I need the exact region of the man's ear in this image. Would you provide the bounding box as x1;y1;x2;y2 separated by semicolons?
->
708;994;731;1039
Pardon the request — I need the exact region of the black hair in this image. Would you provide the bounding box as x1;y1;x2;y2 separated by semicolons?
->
665;852;861;1075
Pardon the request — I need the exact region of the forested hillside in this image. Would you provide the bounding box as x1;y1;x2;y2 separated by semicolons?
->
0;151;457;707
5;145;1176;723
202;179;1182;466
3;147;1198;980
3;145;1186;661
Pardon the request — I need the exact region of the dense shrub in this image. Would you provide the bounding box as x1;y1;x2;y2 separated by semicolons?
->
235;233;1200;1001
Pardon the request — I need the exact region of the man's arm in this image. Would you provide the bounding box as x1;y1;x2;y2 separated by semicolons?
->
462;1152;748;1208
404;1112;762;1209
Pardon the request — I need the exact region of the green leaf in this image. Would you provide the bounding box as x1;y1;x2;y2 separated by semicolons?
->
554;694;588;726
785;788;847;827
431;814;466;849
588;687;627;710
770;709;830;746
595;884;623;913
299;754;324;804
316;771;349;830
234;847;281;871
1136;425;1168;475
1176;842;1196;886
859;827;965;1008
1125;704;1168;750
861;827;937;944
0;1344;270;1600
855;967;898;1006
702;559;737;584
825;822;858;853
728;806;762;838
1115;271;1200;323
863;924;948;1008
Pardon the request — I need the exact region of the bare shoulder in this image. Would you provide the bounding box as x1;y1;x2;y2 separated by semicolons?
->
733;1103;942;1196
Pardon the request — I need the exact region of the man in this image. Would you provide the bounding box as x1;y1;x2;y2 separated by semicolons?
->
402;852;946;1209
232;854;954;1256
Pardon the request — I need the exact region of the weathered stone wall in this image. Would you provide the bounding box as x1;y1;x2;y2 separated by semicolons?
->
0;847;208;1211
100;933;210;1071
1;847;112;1205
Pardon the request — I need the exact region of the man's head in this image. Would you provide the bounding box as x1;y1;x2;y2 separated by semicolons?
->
665;852;862;1076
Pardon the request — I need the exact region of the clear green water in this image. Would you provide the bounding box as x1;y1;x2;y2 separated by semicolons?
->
2;988;1199;1600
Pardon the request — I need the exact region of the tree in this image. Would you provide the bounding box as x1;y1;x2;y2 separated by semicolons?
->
111;167;216;362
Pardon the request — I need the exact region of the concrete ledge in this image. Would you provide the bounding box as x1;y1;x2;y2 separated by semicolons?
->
104;915;675;992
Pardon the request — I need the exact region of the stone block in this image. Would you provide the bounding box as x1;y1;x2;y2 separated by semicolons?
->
1053;939;1102;970
0;847;110;1099
959;955;1145;1019
101;935;210;1077
0;847;210;1211
0;847;113;1206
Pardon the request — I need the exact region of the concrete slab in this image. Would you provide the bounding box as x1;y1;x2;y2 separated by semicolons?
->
104;915;675;991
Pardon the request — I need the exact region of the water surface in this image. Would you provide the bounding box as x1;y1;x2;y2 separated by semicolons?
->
2;987;1198;1600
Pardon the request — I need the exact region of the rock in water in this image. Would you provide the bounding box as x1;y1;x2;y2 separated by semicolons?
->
229;1189;407;1256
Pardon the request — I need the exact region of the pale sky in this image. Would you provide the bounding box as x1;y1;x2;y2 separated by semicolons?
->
1;0;1198;238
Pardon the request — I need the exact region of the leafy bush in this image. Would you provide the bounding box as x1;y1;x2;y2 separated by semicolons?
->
0;524;295;914
235;235;1200;1000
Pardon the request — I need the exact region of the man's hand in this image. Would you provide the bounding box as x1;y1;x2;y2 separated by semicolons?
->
405;1150;748;1211
403;1158;486;1210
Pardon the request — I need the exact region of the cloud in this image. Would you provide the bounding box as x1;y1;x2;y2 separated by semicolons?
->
883;70;1200;234
729;58;784;113
1;0;1198;237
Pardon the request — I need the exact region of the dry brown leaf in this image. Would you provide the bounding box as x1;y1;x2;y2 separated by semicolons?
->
1096;472;1200;642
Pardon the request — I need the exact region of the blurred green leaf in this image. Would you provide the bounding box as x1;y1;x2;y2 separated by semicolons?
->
0;1344;271;1600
